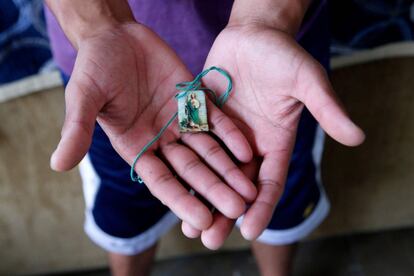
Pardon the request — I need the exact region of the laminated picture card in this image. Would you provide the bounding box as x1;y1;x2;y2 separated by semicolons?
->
177;90;209;133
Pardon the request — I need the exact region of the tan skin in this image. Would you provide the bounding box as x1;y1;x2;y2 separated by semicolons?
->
47;0;365;275
47;2;257;231
181;17;365;249
181;22;363;276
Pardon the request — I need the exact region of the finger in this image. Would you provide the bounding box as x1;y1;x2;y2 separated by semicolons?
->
160;142;246;219
239;157;261;182
51;78;104;171
201;212;236;250
198;160;260;249
207;100;253;163
298;62;365;146
181;221;201;239
240;152;289;240
136;152;213;230
181;133;257;202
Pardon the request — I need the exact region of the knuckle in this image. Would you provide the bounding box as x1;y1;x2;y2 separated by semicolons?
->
181;133;197;142
255;199;275;212
211;114;227;128
314;101;331;122
182;159;203;176
162;141;180;154
258;179;281;188
203;144;222;160
203;180;223;196
225;127;239;137
64;118;94;137
257;179;284;200
171;192;189;206
223;166;239;180
153;172;175;185
148;173;176;206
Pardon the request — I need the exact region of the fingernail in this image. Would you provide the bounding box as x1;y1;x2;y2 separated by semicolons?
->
50;146;60;171
240;226;257;241
349;122;366;146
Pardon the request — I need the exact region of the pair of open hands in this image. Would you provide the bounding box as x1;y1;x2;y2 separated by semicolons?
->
50;22;364;249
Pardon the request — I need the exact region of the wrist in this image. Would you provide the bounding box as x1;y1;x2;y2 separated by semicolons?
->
46;0;134;49
228;0;311;35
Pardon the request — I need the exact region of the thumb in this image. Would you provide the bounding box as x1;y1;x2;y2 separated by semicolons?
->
51;78;104;171
299;62;365;147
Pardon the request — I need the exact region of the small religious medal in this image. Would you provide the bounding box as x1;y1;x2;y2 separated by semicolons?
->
178;90;209;132
130;67;232;182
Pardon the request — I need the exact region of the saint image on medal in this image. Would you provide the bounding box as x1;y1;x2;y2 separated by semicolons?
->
178;90;209;132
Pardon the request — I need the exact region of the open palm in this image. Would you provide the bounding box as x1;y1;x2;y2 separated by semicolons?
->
51;23;257;231
183;24;365;248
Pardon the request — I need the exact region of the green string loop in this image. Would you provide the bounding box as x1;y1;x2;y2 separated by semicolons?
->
130;66;233;183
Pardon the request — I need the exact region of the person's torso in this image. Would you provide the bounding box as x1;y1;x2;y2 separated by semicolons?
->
45;0;327;76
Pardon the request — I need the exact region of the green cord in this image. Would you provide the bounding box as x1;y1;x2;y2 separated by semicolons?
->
130;66;233;183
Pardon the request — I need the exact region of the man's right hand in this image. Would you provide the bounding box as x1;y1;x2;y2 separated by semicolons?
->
47;1;257;231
